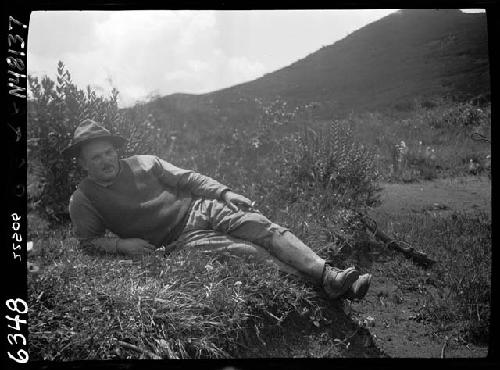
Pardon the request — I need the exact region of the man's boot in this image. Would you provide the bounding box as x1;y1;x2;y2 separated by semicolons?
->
322;265;360;299
266;231;372;301
344;273;372;301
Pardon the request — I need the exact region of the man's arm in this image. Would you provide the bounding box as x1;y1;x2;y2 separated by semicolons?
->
151;156;257;211
69;190;155;257
152;156;230;199
69;189;115;253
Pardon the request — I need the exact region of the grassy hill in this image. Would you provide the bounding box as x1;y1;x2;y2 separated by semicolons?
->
140;9;490;127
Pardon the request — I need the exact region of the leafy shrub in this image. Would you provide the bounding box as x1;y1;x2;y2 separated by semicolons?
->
422;102;490;129
280;120;381;210
28;62;166;223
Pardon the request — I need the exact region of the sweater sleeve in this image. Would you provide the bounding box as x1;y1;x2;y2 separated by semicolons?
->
69;189;120;254
152;156;230;199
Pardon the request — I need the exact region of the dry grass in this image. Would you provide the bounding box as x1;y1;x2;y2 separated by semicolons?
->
28;228;328;360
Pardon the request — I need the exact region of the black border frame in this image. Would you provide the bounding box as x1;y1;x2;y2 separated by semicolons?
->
2;1;498;369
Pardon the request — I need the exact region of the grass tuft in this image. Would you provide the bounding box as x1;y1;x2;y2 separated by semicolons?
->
28;232;327;360
371;211;491;345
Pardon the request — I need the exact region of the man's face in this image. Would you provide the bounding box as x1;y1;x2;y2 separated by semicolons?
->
79;139;119;183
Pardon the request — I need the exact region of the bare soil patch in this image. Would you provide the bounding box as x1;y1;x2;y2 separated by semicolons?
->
350;175;491;358
372;176;491;217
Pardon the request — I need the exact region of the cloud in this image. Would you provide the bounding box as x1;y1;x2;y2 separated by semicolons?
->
227;56;266;81
28;11;105;57
28;11;268;106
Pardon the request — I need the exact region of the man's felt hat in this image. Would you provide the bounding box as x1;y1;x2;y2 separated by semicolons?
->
62;119;126;158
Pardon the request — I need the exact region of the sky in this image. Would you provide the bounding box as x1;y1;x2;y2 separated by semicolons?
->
27;9;484;107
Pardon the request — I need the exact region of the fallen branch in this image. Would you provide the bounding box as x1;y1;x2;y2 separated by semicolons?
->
471;132;490;143
118;340;162;359
357;212;437;268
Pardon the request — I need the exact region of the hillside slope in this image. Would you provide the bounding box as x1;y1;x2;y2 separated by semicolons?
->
143;9;490;125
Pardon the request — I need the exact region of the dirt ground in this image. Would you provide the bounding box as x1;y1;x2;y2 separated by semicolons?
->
248;176;491;358
371;176;491;217
353;175;491;358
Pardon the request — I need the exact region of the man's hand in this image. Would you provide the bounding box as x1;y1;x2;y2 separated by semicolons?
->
116;238;156;258
222;190;255;212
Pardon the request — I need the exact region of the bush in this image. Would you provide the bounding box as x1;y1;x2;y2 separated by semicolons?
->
280;120;381;210
346;100;491;181
28;62;166;223
422;102;490;129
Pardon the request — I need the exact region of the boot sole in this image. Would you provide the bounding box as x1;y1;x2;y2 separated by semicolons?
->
344;273;372;301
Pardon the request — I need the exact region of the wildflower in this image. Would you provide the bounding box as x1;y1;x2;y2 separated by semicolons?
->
397;141;409;156
469;159;480;175
250;138;261;149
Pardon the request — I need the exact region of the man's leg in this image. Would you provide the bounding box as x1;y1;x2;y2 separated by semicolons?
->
182;199;326;280
182;198;370;300
268;231;326;281
176;229;313;281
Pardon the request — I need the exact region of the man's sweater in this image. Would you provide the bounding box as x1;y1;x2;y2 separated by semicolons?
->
69;155;229;252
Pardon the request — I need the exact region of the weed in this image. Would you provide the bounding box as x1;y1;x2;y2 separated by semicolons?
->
280;120;381;210
348;101;490;181
372;211;491;345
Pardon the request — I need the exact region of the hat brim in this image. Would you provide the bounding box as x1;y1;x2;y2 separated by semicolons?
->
62;135;127;158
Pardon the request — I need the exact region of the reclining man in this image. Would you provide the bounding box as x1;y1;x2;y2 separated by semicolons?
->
65;119;372;301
